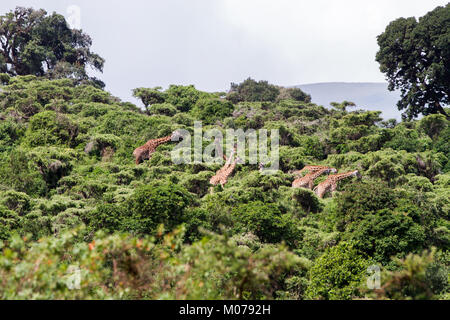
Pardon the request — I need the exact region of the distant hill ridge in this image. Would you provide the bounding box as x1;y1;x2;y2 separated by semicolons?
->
295;82;402;120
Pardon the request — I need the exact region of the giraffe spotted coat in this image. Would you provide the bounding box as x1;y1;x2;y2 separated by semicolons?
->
314;170;361;198
133;131;182;165
292;167;337;189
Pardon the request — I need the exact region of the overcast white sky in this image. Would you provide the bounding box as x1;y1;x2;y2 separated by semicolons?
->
0;0;448;104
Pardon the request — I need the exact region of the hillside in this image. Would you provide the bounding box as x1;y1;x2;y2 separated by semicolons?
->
296;82;402;120
0;75;448;300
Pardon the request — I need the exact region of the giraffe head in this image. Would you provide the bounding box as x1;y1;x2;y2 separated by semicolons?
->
258;162;265;171
329;167;338;174
170;129;184;141
351;170;362;179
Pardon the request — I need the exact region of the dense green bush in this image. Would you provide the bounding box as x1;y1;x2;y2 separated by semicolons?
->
149;103;178;116
165;85;210;112
306;242;369;300
226;78;280;103
0;228;308;299
291;188;323;213
342;210;426;265
191;98;234;124
0;190;31;216
384;123;432;152
333;181;397;231
0;74;447;300
232;201;300;246
26;111;77;147
124;182;193;235
0;118;24;151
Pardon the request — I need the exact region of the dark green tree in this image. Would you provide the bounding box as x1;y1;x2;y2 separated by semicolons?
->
306;241;369;300
226;78;280;103
124;182;193;235
376;4;450;120
0;7;104;86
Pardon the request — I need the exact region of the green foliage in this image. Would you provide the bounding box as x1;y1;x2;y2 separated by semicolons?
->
191;98;234;124
227;78;280;103
333;181;398;231
124;182;193;235
0;118;24;151
0;7;104;86
384;123;431;152
26;111;77;147
376;4;450;119
306;242;369;300
343;210;426;266
0;69;448;299
291;188;323;214
165;85;210;112
0;228;309;299
330;111;383;152
232;201;300;246
419;114;448;141
0;190;31;216
369;248;448;300
434;126;450;171
276;87;311;103
148;103;178;116
132;87;167;114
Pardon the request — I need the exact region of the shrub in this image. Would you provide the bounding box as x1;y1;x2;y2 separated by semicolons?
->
191;98;234;124
182;208;212;243
87;203;124;234
384;123;432;152
226;78;280;103
0;118;25;152
165;85;210;112
306;241;369;300
232;201;300;246
124;182;193;235
333;181;397;231
0;148;47;196
26;111;78;147
418;114;448;141
434;126;450;171
276;87;311;103
0;190;31;216
368;248;447;300
149;103;178;116
343;210;426;265
0;205;20;240
279;147;309;172
291;188;323;213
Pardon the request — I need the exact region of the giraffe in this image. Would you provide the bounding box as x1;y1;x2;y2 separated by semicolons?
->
314;170;361;199
210;147;239;190
219;155;241;187
133;130;182;165
292;167;337;189
291;165;334;177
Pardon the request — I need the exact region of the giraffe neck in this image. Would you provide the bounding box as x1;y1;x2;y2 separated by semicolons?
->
308;168;330;179
152;135;172;147
333;171;358;182
223;156;240;178
306;165;325;172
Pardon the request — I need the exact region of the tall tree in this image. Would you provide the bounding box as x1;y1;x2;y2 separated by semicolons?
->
226;78;280;103
0;7;104;87
376;4;449;120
